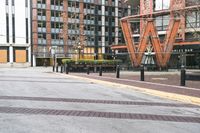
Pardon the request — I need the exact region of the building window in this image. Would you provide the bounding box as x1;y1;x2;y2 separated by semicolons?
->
186;0;200;6
51;0;54;5
155;15;170;31
12;0;15;6
6;0;8;5
6;13;9;43
38;21;46;28
26;18;29;43
37;0;45;4
131;22;140;34
154;0;170;11
25;0;28;7
186;11;200;28
12;14;15;43
38;33;46;39
55;0;63;6
68;1;79;8
37;9;46;16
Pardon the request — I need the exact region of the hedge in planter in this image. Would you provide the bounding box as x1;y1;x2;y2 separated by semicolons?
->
62;59;122;66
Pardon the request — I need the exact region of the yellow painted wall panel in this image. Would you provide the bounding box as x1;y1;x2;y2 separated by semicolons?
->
90;48;94;53
98;48;102;53
15;50;26;63
0;50;7;63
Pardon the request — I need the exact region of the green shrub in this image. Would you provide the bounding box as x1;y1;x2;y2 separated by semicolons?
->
62;59;75;64
62;59;122;66
113;59;122;65
85;59;95;65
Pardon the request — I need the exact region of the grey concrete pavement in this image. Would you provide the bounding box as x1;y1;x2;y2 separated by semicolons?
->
0;67;200;133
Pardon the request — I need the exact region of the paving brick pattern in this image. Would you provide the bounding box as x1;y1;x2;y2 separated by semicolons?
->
0;96;197;108
0;106;200;123
71;73;200;98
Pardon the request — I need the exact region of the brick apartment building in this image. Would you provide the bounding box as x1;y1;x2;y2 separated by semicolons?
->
31;0;130;66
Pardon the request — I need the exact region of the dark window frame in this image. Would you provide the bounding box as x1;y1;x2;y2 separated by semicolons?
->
12;14;15;43
6;13;9;43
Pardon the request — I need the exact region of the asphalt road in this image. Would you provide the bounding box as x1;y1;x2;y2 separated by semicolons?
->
0;67;200;133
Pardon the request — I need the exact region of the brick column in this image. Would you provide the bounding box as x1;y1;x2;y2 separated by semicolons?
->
79;0;84;47
108;0;112;5
115;0;119;45
46;0;51;55
63;0;68;55
140;0;153;35
32;0;38;54
170;0;186;41
101;0;105;54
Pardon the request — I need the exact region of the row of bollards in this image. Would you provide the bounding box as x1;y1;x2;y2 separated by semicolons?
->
53;64;187;87
95;65;121;78
139;65;187;86
53;65;69;74
53;65;121;78
53;65;142;80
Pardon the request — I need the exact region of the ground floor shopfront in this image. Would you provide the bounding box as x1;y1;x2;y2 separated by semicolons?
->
115;44;200;70
0;45;31;67
169;45;200;69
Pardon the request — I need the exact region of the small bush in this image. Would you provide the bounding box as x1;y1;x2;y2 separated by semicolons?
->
62;59;122;66
62;59;75;64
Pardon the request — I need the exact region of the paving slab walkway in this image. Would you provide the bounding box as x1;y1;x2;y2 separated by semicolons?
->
0;67;200;133
68;71;200;105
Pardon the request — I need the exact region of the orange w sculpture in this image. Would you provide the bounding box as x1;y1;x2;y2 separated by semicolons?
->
121;18;180;68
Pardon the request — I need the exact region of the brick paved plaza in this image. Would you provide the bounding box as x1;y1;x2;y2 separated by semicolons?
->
0;67;200;133
72;71;200;89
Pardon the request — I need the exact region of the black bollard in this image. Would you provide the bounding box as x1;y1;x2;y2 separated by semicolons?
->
64;65;66;72
56;65;58;72
180;66;186;86
87;66;90;75
140;65;144;81
116;65;120;78
60;65;63;73
66;65;69;74
53;65;55;72
99;66;102;76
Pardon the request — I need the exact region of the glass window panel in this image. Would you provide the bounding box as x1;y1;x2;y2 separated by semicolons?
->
163;0;170;9
186;11;196;28
196;11;200;27
155;0;163;11
163;15;170;26
156;16;162;26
